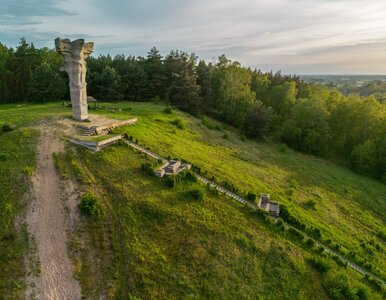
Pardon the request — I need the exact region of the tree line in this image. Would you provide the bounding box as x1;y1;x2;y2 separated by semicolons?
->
1;39;385;182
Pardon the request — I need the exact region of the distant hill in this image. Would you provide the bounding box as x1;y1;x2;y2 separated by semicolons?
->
300;74;386;85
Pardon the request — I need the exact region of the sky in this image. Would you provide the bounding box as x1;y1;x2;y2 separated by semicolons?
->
2;0;386;74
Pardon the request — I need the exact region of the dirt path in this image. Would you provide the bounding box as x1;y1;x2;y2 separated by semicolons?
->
26;127;81;299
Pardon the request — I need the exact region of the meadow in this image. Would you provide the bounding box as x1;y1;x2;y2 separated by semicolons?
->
0;101;385;299
102;102;386;279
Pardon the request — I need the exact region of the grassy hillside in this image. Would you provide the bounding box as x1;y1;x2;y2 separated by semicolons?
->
0;102;385;299
0;126;38;298
104;102;386;278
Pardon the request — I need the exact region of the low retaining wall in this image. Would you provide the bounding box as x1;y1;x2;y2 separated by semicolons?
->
70;134;123;151
95;118;137;135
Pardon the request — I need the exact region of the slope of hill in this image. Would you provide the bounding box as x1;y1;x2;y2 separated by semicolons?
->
0;102;385;299
109;102;386;276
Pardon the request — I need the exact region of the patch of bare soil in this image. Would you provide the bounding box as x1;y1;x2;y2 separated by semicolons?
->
25;126;81;299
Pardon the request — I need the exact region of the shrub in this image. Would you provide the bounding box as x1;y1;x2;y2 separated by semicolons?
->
331;255;347;267
247;192;257;201
223;133;229;140
306;238;315;248
278;143;288;153
22;166;33;176
163;106;173;114
214;124;222;131
2;123;12;132
181;170;197;183
289;178;299;188
165;176;175;188
307;256;332;273
166;170;197;186
79;193;103;217
376;229;386;241
240;134;247;142
280;205;307;230
191;165;201;174
276;218;284;227
0;152;9;161
201;116;215;130
307;226;322;239
317;246;325;254
304;198;317;210
288;227;305;241
189;188;205;200
324;273;357;300
355;284;370;300
286;188;295;197
141;163;154;175
151;95;160;103
170;118;185;129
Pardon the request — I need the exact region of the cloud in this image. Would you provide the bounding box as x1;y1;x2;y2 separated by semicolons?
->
1;0;386;74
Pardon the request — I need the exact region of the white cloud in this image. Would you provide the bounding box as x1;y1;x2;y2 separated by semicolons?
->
1;0;386;74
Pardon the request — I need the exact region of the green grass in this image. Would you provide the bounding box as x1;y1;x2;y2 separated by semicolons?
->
97;102;385;279
0;102;71;127
61;144;332;299
0;127;39;298
0;101;385;299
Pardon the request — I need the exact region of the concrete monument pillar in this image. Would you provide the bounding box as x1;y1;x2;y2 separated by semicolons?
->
55;38;94;121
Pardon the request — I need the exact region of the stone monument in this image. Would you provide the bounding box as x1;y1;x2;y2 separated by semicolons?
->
55;38;94;121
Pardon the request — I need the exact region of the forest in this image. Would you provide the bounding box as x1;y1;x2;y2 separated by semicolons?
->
1;38;385;183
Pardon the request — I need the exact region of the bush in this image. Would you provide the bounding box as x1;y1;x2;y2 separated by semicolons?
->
0;152;9;161
191;165;201;174
141;163;154;175
79;193;103;217
331;255;347;267
307;256;332;273
317;246;325;254
324;273;357;300
278;143;288;153
307;226;322;239
306;238;315;248
201;116;215;130
247;192;257;201
304;198;317;210
276;218;284;227
163;106;173;114
123;132;133;141
165;176;175;188
170;118;185;129
288;227;305;241
280;205;307;230
166;170;197;187
223;133;229;140
189;188;205;200
376;229;386;241
355;284;370;300
2;123;12;132
214;124;222;131
22;166;33;176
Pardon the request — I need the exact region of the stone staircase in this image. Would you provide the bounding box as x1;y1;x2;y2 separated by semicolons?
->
81;126;98;136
